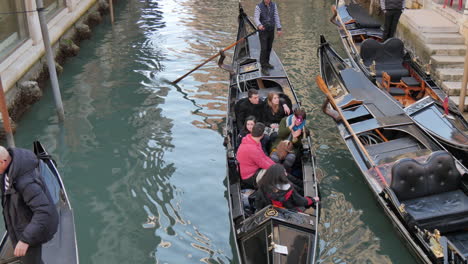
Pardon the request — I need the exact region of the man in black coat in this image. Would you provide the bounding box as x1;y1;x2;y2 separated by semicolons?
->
0;146;58;264
380;0;405;40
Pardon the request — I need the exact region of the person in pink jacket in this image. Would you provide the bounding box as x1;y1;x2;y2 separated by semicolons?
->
237;122;275;189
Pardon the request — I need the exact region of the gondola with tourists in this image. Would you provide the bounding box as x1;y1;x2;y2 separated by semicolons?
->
221;5;320;264
330;0;468;166
317;36;468;264
0;141;79;264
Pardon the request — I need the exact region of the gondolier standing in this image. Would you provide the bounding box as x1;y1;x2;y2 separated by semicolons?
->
254;0;282;76
380;0;405;41
0;146;58;263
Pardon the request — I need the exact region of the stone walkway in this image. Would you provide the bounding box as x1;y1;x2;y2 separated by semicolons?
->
399;8;468;110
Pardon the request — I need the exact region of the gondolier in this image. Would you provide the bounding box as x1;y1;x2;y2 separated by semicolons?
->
380;0;405;40
254;0;282;76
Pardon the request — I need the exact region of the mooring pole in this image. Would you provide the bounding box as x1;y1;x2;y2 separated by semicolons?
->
109;0;115;24
0;77;15;148
36;0;65;122
459;43;468;112
369;0;375;15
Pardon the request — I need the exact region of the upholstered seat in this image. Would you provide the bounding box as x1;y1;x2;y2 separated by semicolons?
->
360;38;408;81
401;77;420;87
389;151;468;233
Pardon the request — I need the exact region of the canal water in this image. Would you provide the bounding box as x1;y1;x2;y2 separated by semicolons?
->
11;0;416;263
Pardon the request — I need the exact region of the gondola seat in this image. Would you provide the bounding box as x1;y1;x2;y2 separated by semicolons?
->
387;151;468;233
360;38;409;81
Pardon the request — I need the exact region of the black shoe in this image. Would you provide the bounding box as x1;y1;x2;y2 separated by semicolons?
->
261;68;270;76
265;63;274;69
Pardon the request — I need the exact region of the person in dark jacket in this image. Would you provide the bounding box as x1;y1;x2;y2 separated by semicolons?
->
380;0;405;40
255;164;319;212
237;116;270;154
235;89;290;131
0;146;59;264
262;92;286;127
254;0;283;76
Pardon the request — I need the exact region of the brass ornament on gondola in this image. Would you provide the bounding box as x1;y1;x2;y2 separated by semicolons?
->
265;208;278;217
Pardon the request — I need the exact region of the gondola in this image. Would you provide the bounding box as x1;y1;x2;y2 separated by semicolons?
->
330;0;468;166
317;36;468;264
222;5;320;264
0;141;79;264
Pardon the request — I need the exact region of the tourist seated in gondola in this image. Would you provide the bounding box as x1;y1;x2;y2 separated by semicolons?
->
235;89;290;131
270;140;295;170
255;164;319;212
270;108;307;165
237;122;275;189
262;92;287;128
237;115;269;154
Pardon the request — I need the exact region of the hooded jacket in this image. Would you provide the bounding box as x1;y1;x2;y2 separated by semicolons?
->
237;134;275;180
255;183;313;211
1;148;58;247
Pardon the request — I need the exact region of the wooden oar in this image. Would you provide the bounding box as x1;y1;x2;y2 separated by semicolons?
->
172;30;257;84
316;76;387;185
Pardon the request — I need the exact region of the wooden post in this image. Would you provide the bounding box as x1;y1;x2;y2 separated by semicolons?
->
0;77;15;148
36;0;65;122
109;0;114;24
459;43;468;112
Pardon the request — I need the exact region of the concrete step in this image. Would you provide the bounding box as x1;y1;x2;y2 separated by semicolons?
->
435;68;464;82
431;55;465;68
427;44;466;56
403;9;459;33
422;33;465;44
449;95;468;111
441;81;463;96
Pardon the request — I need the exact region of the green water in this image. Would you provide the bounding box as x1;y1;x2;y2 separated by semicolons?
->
11;0;417;263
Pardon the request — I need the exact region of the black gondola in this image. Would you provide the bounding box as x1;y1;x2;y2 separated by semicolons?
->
0;141;79;264
330;0;468;166
318;36;468;264
222;5;320;264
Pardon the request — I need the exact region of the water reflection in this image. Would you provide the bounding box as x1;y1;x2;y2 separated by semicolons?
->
10;0;419;263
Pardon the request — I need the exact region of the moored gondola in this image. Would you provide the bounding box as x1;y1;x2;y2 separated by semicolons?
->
330;0;468;166
317;36;468;264
222;5;320;264
0;141;79;264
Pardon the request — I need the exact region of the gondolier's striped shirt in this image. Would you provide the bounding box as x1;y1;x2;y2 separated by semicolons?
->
380;0;405;10
254;2;282;31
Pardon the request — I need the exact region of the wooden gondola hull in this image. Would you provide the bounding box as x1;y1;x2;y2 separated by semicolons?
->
318;35;468;264
224;5;320;264
332;0;468;167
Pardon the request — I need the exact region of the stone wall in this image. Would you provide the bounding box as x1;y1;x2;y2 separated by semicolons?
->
0;0;116;134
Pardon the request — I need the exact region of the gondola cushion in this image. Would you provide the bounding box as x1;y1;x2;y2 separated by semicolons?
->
390;151;467;232
360;38;408;80
403;189;468;233
346;4;381;28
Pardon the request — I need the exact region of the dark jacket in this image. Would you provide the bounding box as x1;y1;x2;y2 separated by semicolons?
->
255;184;313;211
1;148;58;247
262;103;286;126
235;98;264;130
380;0;405;10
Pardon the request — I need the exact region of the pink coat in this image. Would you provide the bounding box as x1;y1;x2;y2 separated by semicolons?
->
237;134;275;180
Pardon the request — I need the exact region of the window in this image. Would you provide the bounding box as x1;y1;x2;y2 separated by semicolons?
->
241;228;270;264
0;0;28;60
43;0;65;21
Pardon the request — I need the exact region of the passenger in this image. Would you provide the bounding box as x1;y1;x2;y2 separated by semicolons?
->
270;140;295;170
237;116;269;154
271;108;307;160
237;122;275;189
255;164;319;212
235;89;290;131
262;92;287;128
